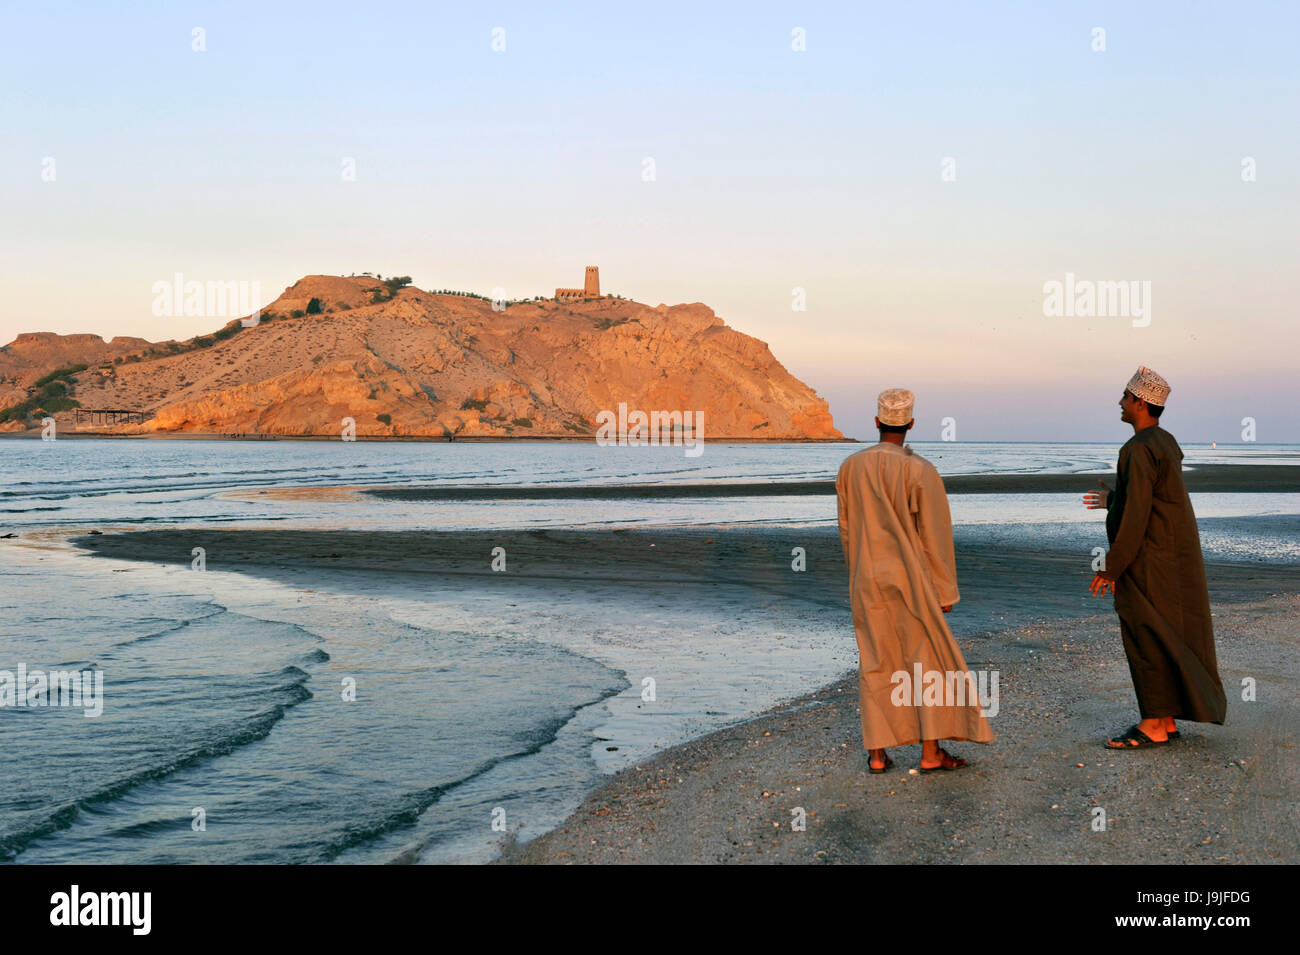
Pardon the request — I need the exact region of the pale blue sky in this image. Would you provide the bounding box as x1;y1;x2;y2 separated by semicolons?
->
3;1;1297;440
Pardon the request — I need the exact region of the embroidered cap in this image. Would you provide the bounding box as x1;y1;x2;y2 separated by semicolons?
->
877;388;915;426
1126;366;1171;407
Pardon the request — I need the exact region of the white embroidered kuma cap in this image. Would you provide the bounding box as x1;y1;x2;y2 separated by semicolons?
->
877;388;915;426
1126;366;1171;406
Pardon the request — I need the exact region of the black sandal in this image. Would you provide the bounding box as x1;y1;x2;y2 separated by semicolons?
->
868;752;893;774
1105;724;1170;749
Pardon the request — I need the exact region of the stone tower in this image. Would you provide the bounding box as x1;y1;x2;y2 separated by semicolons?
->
556;266;600;301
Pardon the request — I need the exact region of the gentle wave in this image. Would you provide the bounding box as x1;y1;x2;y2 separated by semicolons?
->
0;672;314;861
315;692;625;864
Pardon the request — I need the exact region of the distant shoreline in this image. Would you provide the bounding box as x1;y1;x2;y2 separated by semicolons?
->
3;429;1295;449
0;430;853;444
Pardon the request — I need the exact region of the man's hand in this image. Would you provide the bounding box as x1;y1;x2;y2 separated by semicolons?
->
1083;480;1111;510
1089;573;1115;597
940;604;953;613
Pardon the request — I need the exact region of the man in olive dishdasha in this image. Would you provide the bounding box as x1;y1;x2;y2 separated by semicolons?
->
1085;366;1227;749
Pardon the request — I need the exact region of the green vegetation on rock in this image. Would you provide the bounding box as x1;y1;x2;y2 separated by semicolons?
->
0;364;87;422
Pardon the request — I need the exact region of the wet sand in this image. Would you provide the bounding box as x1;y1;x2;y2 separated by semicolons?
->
364;463;1299;500
67;524;1295;638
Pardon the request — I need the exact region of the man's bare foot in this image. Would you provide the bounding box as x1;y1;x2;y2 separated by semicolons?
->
919;740;967;771
1163;717;1177;734
868;748;889;772
919;747;966;771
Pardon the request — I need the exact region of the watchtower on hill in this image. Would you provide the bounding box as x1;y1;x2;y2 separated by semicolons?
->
556;266;599;301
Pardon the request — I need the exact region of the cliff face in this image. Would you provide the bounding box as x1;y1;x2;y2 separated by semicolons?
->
1;275;842;439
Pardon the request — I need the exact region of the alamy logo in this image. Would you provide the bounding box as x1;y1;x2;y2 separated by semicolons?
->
50;885;151;935
595;402;705;457
151;272;261;320
0;664;104;717
890;664;999;717
1042;272;1151;327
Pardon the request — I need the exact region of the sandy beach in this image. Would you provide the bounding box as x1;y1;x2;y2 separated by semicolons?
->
501;593;1297;864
